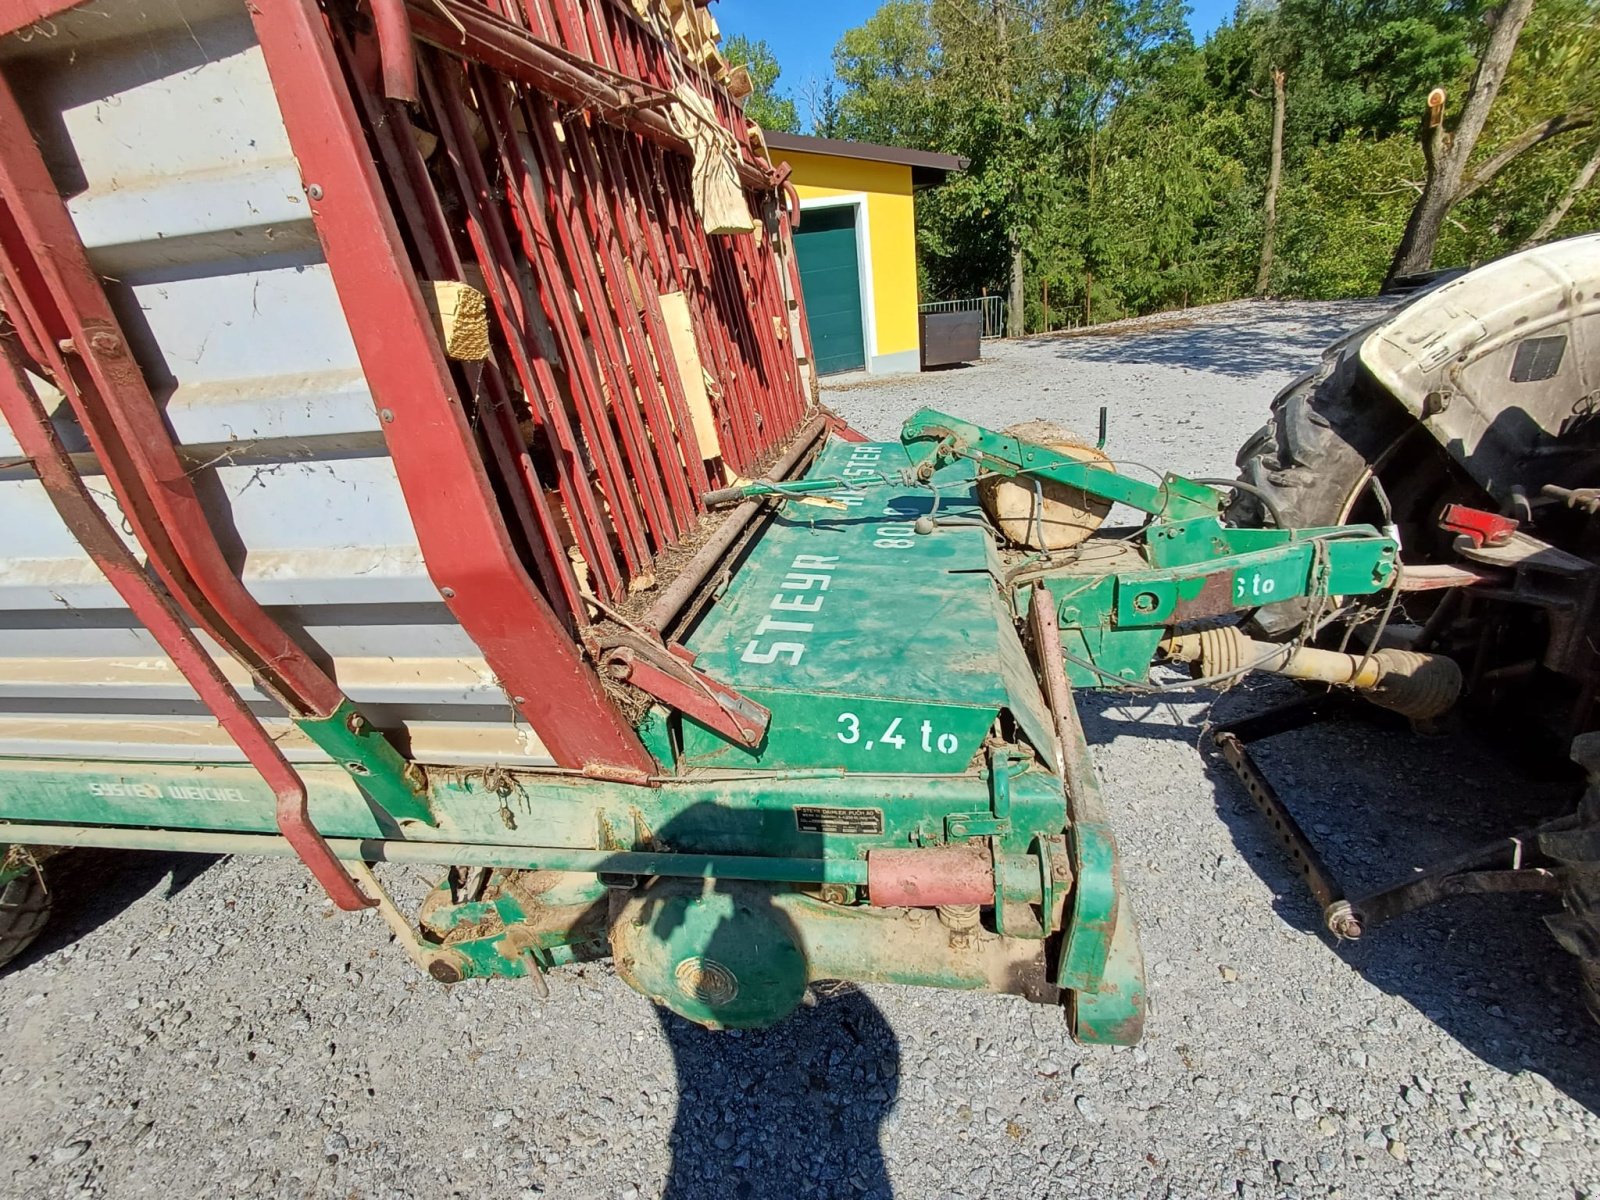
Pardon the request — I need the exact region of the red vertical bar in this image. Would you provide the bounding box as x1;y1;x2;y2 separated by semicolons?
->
338;25;614;607
521;91;677;549
565;122;698;532
338;26;591;617
422;55;652;581
480;71;705;528
626;140;741;478
597;127;711;502
475;71;647;584
248;0;653;778
655;153;761;470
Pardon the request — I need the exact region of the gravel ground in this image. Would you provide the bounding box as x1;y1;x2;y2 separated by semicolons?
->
4;299;1598;1200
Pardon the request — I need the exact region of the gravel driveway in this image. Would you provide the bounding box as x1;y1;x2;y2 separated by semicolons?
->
3;300;1597;1200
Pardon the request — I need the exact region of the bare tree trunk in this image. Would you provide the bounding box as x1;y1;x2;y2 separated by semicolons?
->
1521;139;1600;249
1254;67;1286;297
1386;0;1535;286
994;0;1026;338
1007;237;1025;337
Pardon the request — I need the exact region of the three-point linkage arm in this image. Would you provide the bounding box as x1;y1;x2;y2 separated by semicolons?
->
898;407;1223;523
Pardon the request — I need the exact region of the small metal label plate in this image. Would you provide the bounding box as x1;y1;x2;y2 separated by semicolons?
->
795;806;884;835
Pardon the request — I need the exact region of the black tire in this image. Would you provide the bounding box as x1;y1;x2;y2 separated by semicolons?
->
1227;321;1481;636
0;867;49;969
1542;740;1600;1024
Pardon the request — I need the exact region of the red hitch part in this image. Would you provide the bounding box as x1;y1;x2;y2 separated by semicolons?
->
603;644;772;748
369;0;418;103
867;843;995;908
1439;503;1518;549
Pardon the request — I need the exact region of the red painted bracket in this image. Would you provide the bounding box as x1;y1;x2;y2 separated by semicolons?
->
1440;503;1518;549
602;641;771;748
0;75;346;720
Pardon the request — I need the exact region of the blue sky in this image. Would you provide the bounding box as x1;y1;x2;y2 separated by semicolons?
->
717;1;1238;123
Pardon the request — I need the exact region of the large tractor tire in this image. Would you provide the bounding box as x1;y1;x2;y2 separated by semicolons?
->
1543;735;1600;1024
0;866;49;969
1228;321;1482;636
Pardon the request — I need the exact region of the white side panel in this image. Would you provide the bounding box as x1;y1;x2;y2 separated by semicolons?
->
0;0;553;765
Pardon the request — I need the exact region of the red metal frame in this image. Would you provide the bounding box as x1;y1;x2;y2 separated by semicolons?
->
337;25;602;614
0;331;372;911
1;0;820;774
0;0;77;37
0;77;344;721
602;646;770;748
1440;503;1519;549
248;0;655;778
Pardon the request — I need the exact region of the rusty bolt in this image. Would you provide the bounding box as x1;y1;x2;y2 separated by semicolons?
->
345;710;369;735
88;331;123;357
427;951;468;984
1325;902;1363;941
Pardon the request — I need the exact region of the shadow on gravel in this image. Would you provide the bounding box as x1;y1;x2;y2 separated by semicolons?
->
1194;691;1600;1116
659;986;899;1200
1020;306;1381;378
11;848;222;971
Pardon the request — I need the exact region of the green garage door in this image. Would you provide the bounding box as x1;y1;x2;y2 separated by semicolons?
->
794;206;866;375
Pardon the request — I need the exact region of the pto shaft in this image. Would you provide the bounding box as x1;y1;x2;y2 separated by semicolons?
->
1163;626;1461;719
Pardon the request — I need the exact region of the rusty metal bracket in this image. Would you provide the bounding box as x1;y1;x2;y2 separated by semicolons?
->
600;633;771;748
1344;833;1560;932
1212;725;1361;938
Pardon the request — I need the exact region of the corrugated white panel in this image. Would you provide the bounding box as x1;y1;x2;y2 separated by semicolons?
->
0;0;553;766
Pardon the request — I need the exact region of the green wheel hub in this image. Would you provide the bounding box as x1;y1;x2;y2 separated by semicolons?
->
611;881;809;1029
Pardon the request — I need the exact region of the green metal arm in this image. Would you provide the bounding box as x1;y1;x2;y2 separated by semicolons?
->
899;406;1221;522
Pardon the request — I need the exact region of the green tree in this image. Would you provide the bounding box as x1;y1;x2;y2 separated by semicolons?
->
723;34;801;134
823;0;1600;329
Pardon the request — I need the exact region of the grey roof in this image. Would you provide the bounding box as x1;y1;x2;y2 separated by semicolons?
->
764;132;967;185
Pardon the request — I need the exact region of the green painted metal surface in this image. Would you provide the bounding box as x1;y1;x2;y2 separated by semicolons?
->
0;404;1414;1042
793;206;866;375
0;755;1071;863
1071;889;1147;1046
295;699;434;827
902;407;1221;521
679;438;1055;772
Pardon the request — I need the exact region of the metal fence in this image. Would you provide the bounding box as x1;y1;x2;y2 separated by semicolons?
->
919;296;1008;339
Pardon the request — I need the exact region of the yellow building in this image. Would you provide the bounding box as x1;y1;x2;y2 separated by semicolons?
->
766;133;965;376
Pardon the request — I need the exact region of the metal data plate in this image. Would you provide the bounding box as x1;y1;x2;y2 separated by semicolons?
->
679;439;1055;772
